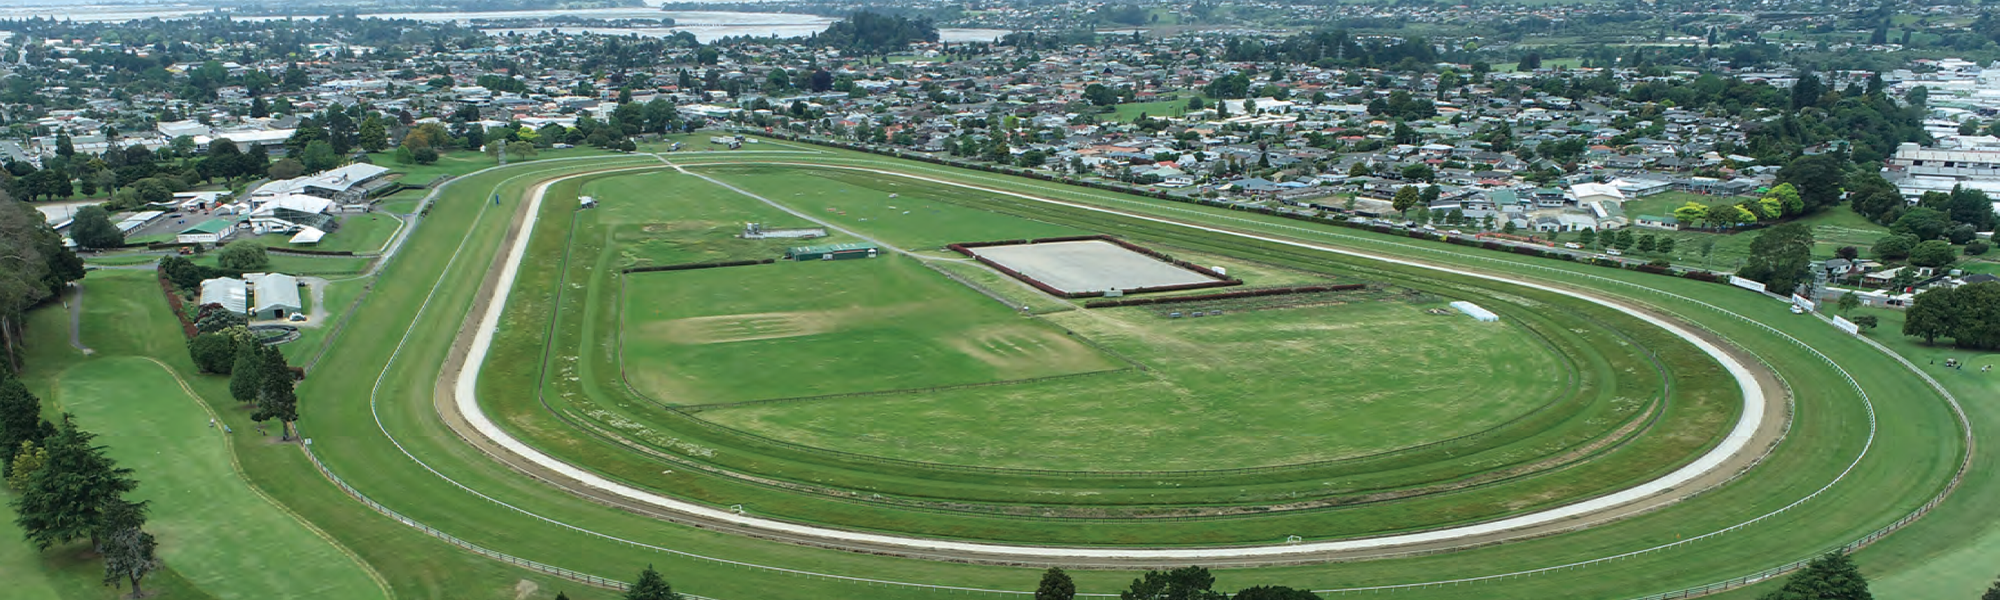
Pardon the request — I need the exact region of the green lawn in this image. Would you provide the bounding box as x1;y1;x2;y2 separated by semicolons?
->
621;255;1119;404
0;508;214;600
583;170;837;268
189;253;370;276
502;163;1737;545
698;299;1575;470
691;164;1085;249
247;213;402;254
1111;98;1194;122
48;357;387;600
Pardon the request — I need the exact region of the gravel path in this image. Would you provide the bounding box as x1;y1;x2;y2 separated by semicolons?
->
65;283;91;355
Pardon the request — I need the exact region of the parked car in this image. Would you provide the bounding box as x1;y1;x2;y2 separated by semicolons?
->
1606;248;1623;256
1563;242;1582;249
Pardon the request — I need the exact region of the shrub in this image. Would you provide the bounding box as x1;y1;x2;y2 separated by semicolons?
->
216;240;270;271
1968;240;1992;256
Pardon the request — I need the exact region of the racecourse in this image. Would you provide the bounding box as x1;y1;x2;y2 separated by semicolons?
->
7;137;1974;600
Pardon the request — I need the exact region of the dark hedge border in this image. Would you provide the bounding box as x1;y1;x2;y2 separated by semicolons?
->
621;258;776;274
1083;283;1368;308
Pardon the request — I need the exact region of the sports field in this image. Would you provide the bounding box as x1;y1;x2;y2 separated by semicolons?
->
6;137;1980;600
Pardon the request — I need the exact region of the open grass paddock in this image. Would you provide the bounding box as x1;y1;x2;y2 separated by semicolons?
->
696;298;1575;471
0;139;1976;600
621;256;1119;403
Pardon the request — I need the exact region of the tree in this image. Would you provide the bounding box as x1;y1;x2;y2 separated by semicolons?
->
1969;240;1992;256
299;140;340;173
1636;234;1657;253
1947;185;1998;231
1910;240;1958;268
1873;234;1918;260
1775;154;1848;213
1232;587;1322;600
0;378;49;477
1672;202;1709;229
216;240;269;271
1577;228;1596;247
1891;207;1951;240
253;345;299;440
1838;292;1862;314
268;158;306;180
1836;246;1861;260
69;205;124;250
1400;163;1434;182
1122;567;1226;600
1657;237;1677;255
7;440;45;490
1037;568;1077;600
625;565;683;600
230;340;264;404
186;332;240;374
1853;315;1879;331
1392;186;1421;215
98;499;159;597
13;414;139;550
359;115;389;153
1756;552;1870;600
1767;183;1806;217
1737;223;1815;295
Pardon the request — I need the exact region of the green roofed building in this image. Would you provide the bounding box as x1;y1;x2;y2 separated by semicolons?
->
786;242;880;261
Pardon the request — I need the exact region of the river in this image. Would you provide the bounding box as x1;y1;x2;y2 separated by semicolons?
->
0;0;1017;43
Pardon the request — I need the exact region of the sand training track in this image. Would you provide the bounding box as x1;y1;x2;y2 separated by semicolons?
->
435;161;1786;567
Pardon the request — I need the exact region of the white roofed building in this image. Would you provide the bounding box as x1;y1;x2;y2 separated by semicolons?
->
200;277;248;315
249;273;302;320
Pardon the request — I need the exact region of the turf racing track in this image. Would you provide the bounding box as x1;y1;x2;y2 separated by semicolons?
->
321;145;1968;598
445;157;1783;566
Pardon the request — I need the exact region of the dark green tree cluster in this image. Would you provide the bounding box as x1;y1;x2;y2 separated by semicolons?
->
1905;281;2000;349
1756;552;1871;600
10;410;162;596
1736;223;1816;295
1104;566;1319;600
157;255;234;292
0;194;86;370
67;205;124;250
810;11;938;56
224;339;300;440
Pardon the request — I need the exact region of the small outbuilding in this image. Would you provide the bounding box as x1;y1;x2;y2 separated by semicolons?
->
178;219;236;244
786;242;880;261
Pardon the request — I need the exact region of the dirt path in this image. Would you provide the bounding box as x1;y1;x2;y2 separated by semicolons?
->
64;282;91;355
421;160;1797;568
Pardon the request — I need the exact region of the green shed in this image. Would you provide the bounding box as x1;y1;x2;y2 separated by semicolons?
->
786;242;880;261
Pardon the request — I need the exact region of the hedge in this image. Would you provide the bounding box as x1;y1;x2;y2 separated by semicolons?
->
621;258;775;274
1084;283;1367;309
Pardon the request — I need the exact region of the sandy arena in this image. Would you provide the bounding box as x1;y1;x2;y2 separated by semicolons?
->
966;240;1223;293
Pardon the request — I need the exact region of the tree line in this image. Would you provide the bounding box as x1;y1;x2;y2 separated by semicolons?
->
4;373;162;596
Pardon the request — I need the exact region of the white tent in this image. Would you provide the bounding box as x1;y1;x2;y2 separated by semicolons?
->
288;226;326;245
1449;301;1499;322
